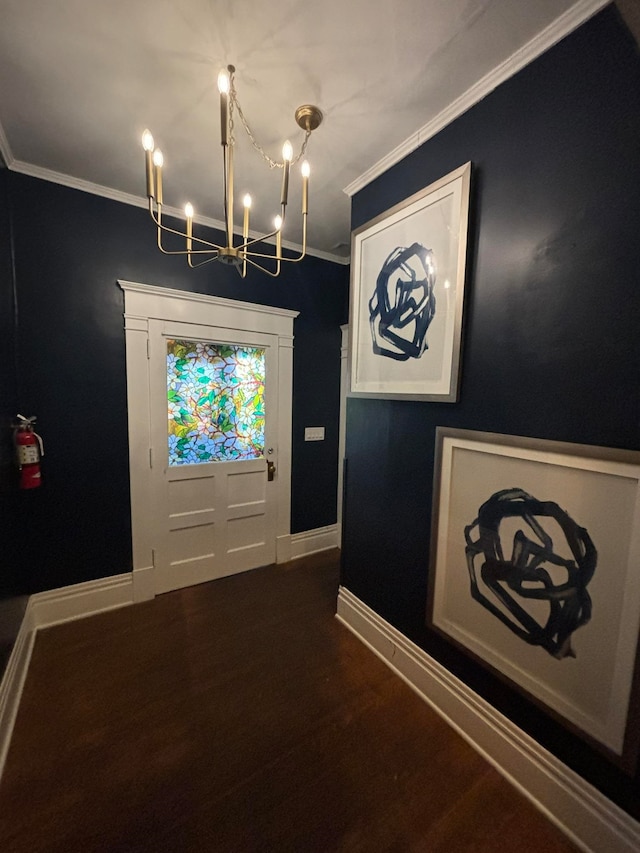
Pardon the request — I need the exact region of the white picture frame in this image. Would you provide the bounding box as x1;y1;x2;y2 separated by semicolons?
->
348;162;471;401
427;427;640;772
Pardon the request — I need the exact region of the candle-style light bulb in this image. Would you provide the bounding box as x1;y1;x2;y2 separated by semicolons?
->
142;129;155;198
153;149;164;204
243;194;252;209
184;202;194;219
274;215;282;231
280;140;292;206
301;160;310;215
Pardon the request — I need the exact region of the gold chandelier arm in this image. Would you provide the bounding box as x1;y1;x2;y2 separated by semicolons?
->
238;202;286;251
243;254;282;277
277;214;308;263
245;249;307;265
149;201;224;252
156;225;187;256
240;228;280;252
243;212;307;264
156;224;220;257
150;201;189;240
187;253;224;269
244;249;286;261
155;235;222;258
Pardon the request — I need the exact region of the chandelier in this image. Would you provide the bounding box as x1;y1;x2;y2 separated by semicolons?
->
141;65;323;277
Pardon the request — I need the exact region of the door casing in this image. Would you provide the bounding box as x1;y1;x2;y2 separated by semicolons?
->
120;280;299;601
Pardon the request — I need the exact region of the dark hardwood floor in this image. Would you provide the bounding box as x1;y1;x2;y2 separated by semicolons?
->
0;550;576;852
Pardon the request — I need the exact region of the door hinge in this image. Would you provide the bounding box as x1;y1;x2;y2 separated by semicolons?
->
151;548;156;567
146;338;150;359
149;447;153;468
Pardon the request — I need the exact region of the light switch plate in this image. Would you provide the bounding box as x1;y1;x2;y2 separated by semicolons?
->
304;426;325;441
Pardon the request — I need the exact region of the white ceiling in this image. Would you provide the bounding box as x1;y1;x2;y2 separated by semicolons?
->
0;0;608;263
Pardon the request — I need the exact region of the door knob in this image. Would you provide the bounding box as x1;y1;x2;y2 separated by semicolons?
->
267;459;276;481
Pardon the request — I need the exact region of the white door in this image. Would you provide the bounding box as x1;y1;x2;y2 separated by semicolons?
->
149;319;279;594
121;282;298;602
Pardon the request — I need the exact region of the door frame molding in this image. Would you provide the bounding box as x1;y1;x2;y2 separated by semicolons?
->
337;324;349;543
119;280;299;600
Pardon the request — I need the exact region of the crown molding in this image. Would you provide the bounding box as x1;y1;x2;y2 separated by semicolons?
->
343;0;610;197
7;157;348;266
11;158;149;209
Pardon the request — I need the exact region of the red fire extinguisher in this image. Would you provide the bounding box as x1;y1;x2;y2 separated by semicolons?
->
13;414;44;490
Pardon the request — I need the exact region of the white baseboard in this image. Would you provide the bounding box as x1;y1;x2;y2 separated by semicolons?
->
276;534;292;564
336;586;640;853
30;573;134;630
132;565;155;603
0;608;36;780
290;524;339;560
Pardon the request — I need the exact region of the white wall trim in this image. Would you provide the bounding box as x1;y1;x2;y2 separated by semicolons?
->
119;280;300;321
343;0;610;196
132;565;156;603
276;534;292;564
30;573;134;631
12;159;150;210
336;586;640;853
0;608;36;781
337;324;349;542
290;524;339;560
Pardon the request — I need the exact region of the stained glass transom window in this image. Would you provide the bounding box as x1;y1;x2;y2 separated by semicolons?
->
167;339;265;465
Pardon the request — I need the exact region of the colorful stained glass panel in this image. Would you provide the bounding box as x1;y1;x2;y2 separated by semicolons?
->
167;339;266;465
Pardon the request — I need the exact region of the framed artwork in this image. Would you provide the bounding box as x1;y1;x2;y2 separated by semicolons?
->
348;162;471;401
427;427;640;772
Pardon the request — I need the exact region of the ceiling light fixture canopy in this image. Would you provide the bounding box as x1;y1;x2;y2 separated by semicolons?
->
142;65;323;277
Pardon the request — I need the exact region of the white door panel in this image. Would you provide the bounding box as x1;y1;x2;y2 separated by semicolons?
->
160;463;218;591
150;319;278;594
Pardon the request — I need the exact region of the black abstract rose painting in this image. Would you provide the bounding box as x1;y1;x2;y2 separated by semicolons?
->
349;164;471;401
464;487;596;661
368;242;437;362
428;428;640;769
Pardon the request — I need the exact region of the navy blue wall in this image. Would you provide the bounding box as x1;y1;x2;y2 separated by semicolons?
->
6;172;348;593
0;164;20;595
343;7;640;815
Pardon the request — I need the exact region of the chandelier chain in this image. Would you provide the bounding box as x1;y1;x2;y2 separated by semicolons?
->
229;77;311;169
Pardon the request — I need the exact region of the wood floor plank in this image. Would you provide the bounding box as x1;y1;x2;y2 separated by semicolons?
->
0;551;576;852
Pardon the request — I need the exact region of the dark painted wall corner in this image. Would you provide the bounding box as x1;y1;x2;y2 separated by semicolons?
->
343;5;640;818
